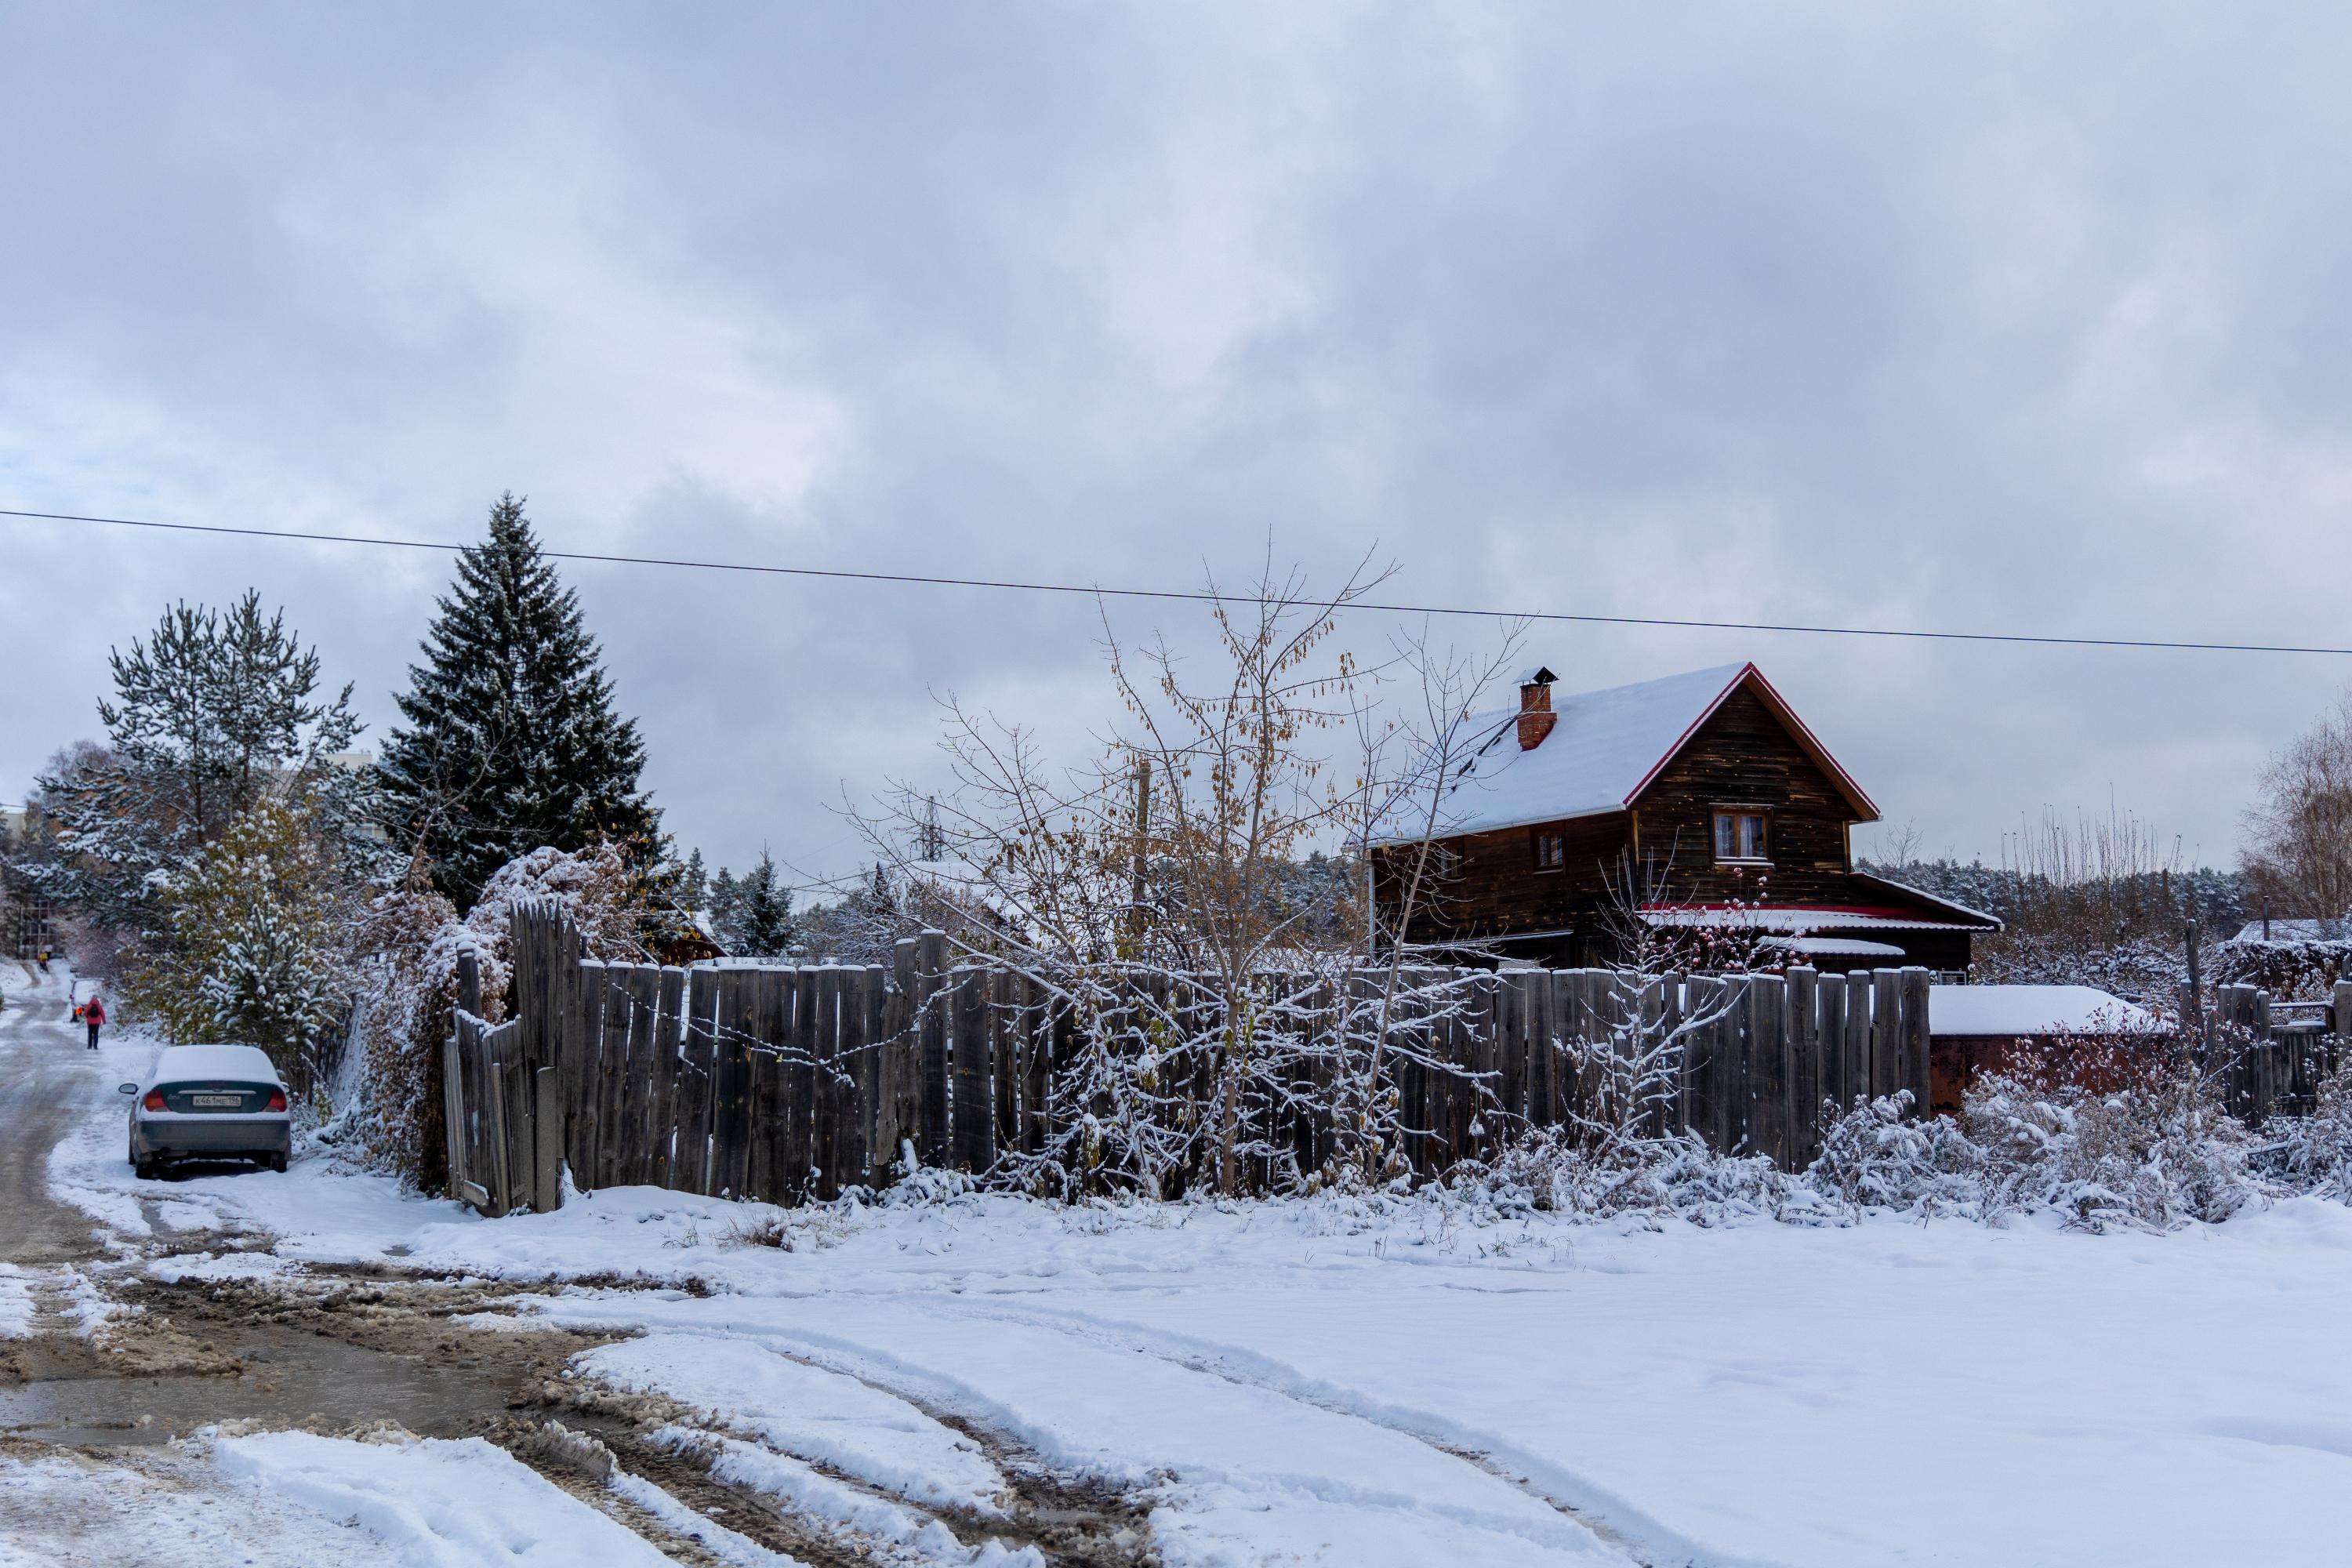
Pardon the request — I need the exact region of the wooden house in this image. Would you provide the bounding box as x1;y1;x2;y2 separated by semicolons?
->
1368;662;1998;972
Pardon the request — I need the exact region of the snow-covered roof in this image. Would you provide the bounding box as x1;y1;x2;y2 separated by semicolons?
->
1929;985;2169;1037
1849;871;2004;928
1761;935;1908;958
147;1044;283;1084
1371;662;1876;845
1640;904;1987;934
2227;919;2351;945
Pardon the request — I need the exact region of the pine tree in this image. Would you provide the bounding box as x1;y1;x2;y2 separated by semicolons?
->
708;866;740;948
31;593;368;944
735;850;794;957
678;848;710;913
376;494;659;909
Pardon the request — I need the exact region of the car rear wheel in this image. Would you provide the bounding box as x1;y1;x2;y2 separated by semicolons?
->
132;1151;158;1180
268;1152;288;1174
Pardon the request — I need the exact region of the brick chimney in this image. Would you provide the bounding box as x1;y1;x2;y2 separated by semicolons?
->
1516;666;1558;750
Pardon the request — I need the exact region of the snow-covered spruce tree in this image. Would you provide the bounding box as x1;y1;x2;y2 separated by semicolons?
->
131;795;358;1097
732;850;795;957
375;493;659;908
677;848;710;917
29;593;370;959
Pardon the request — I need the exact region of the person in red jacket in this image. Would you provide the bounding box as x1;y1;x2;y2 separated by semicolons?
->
83;993;105;1050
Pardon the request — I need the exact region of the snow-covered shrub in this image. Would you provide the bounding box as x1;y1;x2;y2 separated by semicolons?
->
1807;1093;1986;1220
355;841;651;1188
1476;1123;1789;1226
2262;1058;2352;1200
1961;1050;2257;1230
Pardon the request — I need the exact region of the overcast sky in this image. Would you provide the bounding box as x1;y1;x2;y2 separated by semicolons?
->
5;4;2350;888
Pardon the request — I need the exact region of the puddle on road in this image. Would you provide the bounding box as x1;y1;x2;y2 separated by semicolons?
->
0;1322;506;1446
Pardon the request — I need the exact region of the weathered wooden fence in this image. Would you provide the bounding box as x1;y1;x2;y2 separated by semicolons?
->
442;904;1966;1214
2207;981;2352;1125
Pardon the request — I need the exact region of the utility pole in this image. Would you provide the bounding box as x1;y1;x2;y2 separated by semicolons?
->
2183;914;2209;1065
1127;758;1150;950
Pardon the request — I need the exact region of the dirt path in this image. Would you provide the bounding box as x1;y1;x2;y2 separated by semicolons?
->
0;967;1155;1565
0;965;111;1271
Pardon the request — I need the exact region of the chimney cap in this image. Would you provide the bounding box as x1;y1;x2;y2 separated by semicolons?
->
1517;666;1558;687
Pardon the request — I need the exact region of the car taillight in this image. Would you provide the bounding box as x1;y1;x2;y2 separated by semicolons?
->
265;1089;287;1112
143;1091;165;1112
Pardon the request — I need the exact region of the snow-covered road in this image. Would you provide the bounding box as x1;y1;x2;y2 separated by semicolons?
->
20;971;2352;1566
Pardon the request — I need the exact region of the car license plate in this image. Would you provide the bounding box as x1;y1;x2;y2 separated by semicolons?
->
190;1094;243;1109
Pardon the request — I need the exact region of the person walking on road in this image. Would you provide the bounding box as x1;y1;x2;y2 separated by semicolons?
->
83;993;104;1050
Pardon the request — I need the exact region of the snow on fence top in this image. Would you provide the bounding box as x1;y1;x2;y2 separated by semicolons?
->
1928;984;2168;1037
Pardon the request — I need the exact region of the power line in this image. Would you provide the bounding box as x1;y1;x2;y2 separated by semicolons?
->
4;503;2346;656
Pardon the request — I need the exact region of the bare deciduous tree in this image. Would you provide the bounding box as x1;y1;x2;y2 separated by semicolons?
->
2242;691;2352;922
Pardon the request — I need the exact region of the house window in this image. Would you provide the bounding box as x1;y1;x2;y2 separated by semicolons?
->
1712;808;1769;864
1532;830;1566;872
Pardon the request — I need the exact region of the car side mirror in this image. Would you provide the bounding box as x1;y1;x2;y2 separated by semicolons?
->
118;1083;138;1095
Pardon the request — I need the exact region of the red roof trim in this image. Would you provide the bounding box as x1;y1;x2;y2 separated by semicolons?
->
1621;663;1880;822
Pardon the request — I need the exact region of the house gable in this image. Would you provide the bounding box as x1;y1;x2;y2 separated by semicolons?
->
1630;684;1872;906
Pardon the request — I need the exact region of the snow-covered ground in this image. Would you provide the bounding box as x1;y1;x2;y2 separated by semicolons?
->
31;1018;2352;1566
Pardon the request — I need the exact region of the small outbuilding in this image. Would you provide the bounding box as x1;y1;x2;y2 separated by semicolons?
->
1927;984;2171;1114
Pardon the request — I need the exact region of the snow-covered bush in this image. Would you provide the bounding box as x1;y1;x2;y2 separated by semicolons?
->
1961;1050;2257;1229
1481;1123;1790;1225
355;841;652;1187
2263;1058;2352;1200
1807;1093;1987;1220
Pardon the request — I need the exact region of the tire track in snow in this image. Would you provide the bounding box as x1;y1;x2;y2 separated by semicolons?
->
908;1295;1769;1568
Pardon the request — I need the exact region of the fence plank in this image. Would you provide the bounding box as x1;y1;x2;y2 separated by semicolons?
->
1815;973;1847;1124
1787;967;1818;1165
952;967;995;1171
879;942;914;1173
673;970;717;1195
811;967;842;1196
1900;969;1932;1120
646;968;684;1188
534;1065;561;1212
441;1030;469;1201
1748;975;1785;1162
991;967;1021;1163
1839;973;1871;1116
1870;971;1901;1105
838;966;877;1192
789;968;820;1200
917;934;950;1166
480;1029;512;1218
746;968;789;1203
594;965;635;1191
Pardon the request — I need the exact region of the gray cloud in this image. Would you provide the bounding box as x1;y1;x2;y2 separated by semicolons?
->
5;3;2350;884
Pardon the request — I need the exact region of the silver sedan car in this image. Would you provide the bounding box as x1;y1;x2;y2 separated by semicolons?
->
122;1044;292;1178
